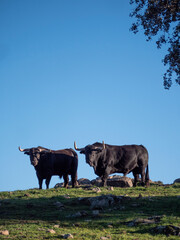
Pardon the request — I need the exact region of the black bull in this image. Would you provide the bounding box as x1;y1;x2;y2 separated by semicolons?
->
74;141;149;187
19;146;78;189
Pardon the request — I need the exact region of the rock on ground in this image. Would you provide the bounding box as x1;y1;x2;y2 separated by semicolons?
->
173;178;180;184
154;225;180;236
78;194;126;210
63;233;74;239
0;230;9;236
78;178;92;185
91;175;133;187
47;229;56;234
54;175;164;188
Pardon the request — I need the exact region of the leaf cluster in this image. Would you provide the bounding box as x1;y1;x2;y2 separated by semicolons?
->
130;0;180;89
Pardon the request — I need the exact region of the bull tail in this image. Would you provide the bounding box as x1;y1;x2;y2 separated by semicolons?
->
145;164;150;186
71;149;78;161
73;151;78;160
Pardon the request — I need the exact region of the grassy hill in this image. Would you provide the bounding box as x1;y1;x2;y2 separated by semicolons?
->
0;184;180;239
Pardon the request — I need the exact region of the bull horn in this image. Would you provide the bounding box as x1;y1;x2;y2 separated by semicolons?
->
102;141;105;149
74;141;84;151
18;146;30;152
18;146;25;152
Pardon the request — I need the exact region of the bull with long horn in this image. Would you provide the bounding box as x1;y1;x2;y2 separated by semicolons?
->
74;141;149;187
19;145;78;189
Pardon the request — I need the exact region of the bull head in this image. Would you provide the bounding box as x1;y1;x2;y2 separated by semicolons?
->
18;146;50;167
74;141;105;166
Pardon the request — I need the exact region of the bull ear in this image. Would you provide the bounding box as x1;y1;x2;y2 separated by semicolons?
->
24;151;30;155
80;150;85;154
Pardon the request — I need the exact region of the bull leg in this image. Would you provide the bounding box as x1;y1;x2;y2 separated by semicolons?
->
71;175;75;188
38;177;43;189
101;175;108;187
45;176;51;189
75;173;78;186
133;173;139;187
145;165;150;187
140;170;145;186
63;174;69;188
71;173;77;188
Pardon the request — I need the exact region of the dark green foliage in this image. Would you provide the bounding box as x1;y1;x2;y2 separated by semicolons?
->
129;0;180;89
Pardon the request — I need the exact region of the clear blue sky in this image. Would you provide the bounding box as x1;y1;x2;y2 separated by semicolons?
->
0;0;179;191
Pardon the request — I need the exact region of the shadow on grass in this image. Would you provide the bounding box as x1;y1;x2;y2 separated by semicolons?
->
0;193;179;223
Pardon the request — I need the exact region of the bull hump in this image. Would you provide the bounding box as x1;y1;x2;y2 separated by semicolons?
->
93;142;102;147
38;146;47;148
54;149;74;156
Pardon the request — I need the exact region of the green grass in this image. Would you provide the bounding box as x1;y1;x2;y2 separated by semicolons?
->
0;184;180;239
